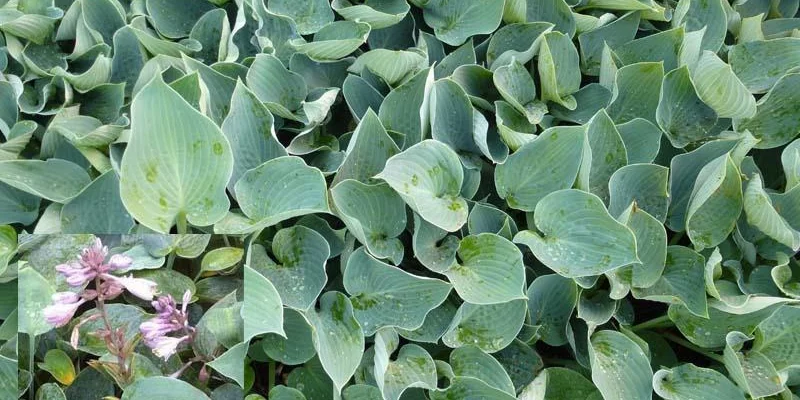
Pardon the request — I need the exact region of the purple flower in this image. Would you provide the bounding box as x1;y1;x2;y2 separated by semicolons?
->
43;292;87;327
150;335;189;360
104;275;157;301
140;290;194;360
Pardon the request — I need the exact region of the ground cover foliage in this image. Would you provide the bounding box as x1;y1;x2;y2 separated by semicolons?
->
0;0;799;399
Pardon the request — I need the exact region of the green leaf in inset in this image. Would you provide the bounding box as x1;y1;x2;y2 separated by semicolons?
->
18;267;55;336
249;226;329;310
207;341;248;388
735;71;800;149
653;364;745;400
76;304;150;356
302;292;364;394
231;156;329;233
421;0;505;46
538;31;581;110
589;330;653;400
268;0;334;35
376;140;467;232
442;299;527;353
495;126;584;211
121;377;211;400
0;159;90;203
632;245;708;317
657;66;719;148
515;189;639;278
243;265;284;341
686;154;743;250
133;269;195;303
201;247;243;274
37;349;75;385
331;180;406;264
119;75;232;232
344;247;451;335
444;233;526;305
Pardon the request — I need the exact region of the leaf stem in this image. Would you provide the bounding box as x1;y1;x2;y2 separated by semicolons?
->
176;212;188;234
268;361;276;393
631;315;673;331
166;251;176;270
663;333;725;363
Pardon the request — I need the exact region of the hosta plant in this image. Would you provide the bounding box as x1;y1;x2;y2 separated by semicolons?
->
0;0;799;399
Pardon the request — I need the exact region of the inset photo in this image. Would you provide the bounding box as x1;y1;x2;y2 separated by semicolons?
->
17;234;243;399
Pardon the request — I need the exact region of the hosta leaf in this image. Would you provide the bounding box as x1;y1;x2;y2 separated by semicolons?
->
519;367;600;400
495;126;585;211
376;140;467;232
515;189;639;278
378;67;433;148
0;159;90;203
290;21;370;61
523;0;576;38
528;274;579;346
331;0;410;29
343;247;451;335
231;156;329;233
411;212;459;273
303;292;365;394
246;54;307;116
119;75;232;232
263;308;317;365
249;226;329;310
653;364;745;400
578;11;640;75
672;0;727;52
60;171;134;234
744;174;800;250
538;31;581;110
331;180;406;264
206;341;248;388
735;71;800;149
146;0;216;39
632;245;709;317
691;51;757;119
18;266;55;336
121;377;210;400
581;109;628;203
608;163;670;223
728;38;800;93
429;78;481;154
449;345;515;395
686;154;743;250
348;49;427;86
243;264;285;341
442;299;527;353
607;62;664;125
657;66;719;148
783;139;800;189
421;0;505;46
486;22;553;70
493;59;545;124
753;306;800;370
334;109;400;186
723;332;785;398
373;332;437;400
443;233;526;305
222;81;287;197
616;204;668;289
589;330;653;400
268;0;334;35
430;377;516;400
668;303;782;348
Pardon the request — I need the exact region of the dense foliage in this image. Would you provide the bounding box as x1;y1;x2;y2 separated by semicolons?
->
0;0;799;399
